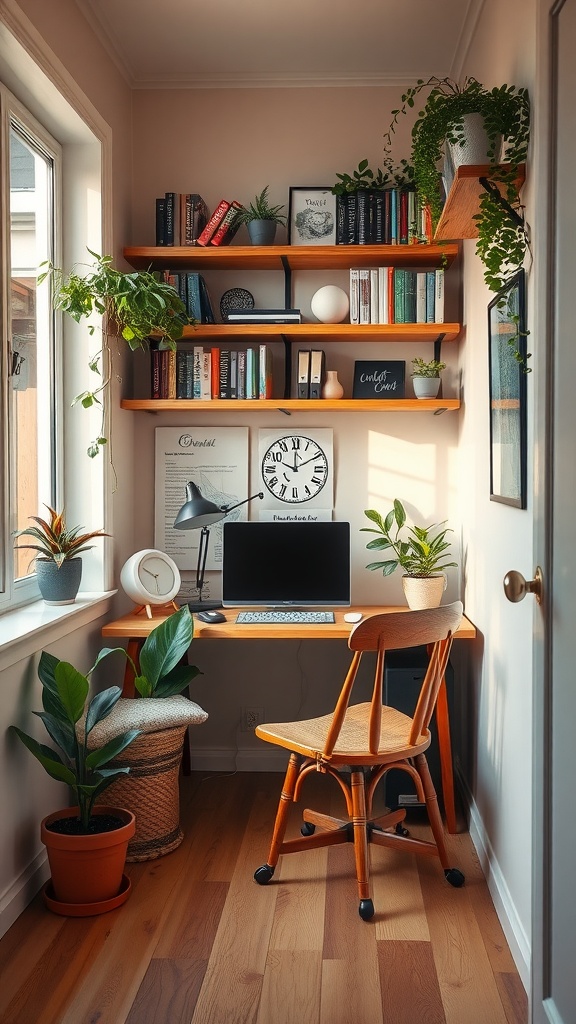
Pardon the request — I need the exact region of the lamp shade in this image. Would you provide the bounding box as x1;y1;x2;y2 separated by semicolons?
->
174;481;225;530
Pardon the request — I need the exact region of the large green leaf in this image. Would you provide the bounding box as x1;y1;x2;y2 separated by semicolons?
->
153;664;202;699
85;729;140;769
85;685;123;734
139;606;193;689
12;728;76;785
33;711;76;759
55;662;90;724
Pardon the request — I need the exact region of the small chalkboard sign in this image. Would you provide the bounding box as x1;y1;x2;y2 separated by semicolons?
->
352;361;405;399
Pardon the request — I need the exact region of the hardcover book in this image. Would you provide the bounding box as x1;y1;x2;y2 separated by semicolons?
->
185;273;203;322
210;200;242;246
155;198;166;246
246;348;257;398
196;199;231;246
164;192;180;246
349;268;360;325
211;347;220;398
219;350;230;399
201;351;211;399
226;308;301;323
352;360;405;399
193;346;203;399
359;269;371;325
434;268;445;324
258;345;273;399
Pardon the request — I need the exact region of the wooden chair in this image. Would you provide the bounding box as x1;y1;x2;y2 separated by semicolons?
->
253;601;465;920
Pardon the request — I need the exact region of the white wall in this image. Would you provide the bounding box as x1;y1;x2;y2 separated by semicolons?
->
457;0;537;984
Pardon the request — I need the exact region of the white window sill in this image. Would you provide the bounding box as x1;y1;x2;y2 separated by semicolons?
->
0;592;117;672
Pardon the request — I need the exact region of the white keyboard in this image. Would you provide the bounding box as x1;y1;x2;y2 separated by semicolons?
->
236;610;335;624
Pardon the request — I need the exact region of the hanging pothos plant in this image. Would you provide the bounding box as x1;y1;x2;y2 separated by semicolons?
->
39;249;192;457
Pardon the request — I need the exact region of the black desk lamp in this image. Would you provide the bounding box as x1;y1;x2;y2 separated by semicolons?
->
173;481;263;611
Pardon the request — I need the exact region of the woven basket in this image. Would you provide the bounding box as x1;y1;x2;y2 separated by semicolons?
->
99;725;188;862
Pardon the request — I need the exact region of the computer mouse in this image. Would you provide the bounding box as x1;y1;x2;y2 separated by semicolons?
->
344;612;363;623
195;609;227;623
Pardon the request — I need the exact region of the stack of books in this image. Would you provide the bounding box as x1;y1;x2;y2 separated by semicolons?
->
155;193;209;246
196;199;244;247
151;344;274;400
336;188;432;246
225;308;301;324
349;267;444;325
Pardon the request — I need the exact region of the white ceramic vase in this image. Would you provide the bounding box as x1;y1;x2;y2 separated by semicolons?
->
447;112;502;170
321;370;344;399
402;574;447;610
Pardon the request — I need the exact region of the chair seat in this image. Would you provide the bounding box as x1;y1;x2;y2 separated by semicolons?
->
256;702;430;765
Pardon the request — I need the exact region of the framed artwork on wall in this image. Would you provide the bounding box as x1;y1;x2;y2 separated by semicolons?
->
288;187;337;245
488;269;527;508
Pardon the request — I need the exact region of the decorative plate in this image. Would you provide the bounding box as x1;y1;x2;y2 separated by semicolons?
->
220;287;254;321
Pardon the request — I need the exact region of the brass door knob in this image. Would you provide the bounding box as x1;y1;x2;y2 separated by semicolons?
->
503;567;543;604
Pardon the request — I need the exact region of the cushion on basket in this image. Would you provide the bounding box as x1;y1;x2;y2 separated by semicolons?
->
84;695;208;748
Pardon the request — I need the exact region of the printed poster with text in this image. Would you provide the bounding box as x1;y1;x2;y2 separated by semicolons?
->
155;427;249;571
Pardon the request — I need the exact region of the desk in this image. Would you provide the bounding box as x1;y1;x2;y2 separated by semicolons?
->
102;605;476;834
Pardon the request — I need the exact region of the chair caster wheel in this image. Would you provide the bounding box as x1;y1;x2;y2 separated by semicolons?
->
445;867;465;888
395;823;410;837
358;899;374;921
254;864;275;885
301;822;316;836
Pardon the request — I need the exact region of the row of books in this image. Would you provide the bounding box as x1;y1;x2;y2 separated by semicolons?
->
350;267;445;325
161;271;215;323
151;344;274;400
155;193;209;246
336;188;432;246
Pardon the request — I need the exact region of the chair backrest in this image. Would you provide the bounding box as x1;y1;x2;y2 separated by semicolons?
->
322;601;463;758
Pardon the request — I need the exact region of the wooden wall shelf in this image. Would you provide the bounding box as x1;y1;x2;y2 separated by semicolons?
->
434;163;526;241
175;323;461;343
121;398;460;413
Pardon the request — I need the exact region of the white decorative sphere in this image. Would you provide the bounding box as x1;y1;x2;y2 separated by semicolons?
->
310;285;350;324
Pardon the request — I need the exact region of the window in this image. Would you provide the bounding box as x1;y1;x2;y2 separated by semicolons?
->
1;92;62;609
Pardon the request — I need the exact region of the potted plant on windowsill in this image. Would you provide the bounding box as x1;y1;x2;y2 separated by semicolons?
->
38;249;191;458
384;76;530;293
361;498;457;609
237;186;287;245
14;505;108;605
12;648;140;915
411;356;446;399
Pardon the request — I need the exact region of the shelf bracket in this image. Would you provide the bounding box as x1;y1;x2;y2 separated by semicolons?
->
281;255;292;309
478;176;525;230
434;334;446;363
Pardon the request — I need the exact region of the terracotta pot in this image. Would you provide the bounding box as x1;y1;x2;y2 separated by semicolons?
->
41;805;135;907
402;574;447;610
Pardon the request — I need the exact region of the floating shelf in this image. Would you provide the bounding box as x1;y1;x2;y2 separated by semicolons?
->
435;163;526;240
121;398;460;413
174;323;461;342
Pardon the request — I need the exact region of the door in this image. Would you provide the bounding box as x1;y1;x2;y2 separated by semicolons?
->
531;2;576;1020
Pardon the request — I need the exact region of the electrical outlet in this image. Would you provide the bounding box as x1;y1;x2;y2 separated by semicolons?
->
242;707;264;731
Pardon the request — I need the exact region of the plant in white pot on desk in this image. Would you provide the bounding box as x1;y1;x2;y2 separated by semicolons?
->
411;356;446;399
361;498;457;610
14;505;108;605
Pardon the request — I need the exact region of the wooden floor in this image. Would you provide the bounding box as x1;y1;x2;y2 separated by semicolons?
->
0;771;527;1024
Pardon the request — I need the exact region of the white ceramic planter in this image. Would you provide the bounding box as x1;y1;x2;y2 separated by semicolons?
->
412;376;441;399
402;574;447;610
447;112;502;170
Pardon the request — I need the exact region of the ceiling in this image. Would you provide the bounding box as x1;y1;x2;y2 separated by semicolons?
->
76;0;483;90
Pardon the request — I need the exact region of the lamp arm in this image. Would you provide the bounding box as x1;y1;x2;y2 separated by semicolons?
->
221;491;264;515
196;526;210;597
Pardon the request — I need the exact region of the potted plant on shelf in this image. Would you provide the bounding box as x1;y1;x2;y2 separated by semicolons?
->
384;76;530;292
12;648;140;914
38;249;191;457
89;605;207;862
410;356;446;399
14;505;108;605
361;498;457;609
237;186;287;245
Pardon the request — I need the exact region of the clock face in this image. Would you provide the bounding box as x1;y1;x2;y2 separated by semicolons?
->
137;553;176;598
261;434;329;504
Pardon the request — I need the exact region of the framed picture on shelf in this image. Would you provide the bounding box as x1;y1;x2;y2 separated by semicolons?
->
488;269;527;508
288;187;337;245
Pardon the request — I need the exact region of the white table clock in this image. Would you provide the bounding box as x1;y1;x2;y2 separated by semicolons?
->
120;549;181;617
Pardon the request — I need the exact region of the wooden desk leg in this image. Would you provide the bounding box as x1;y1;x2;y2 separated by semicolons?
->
436;676;457;834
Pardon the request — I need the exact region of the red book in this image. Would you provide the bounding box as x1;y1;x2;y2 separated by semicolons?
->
210;201;243;246
211;347;220;398
196;200;231;246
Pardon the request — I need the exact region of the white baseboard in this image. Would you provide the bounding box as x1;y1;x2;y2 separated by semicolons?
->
0;849;50;941
456;764;530;991
188;746;288;773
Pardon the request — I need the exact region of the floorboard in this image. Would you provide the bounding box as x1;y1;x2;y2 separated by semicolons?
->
0;771;527;1024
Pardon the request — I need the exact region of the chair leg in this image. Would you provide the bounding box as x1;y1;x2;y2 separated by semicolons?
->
415;753;464;887
350;770;374;920
258;752;301;876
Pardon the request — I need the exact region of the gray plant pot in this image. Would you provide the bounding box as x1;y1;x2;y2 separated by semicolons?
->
247;219;277;245
413;376;441;399
36;557;82;605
